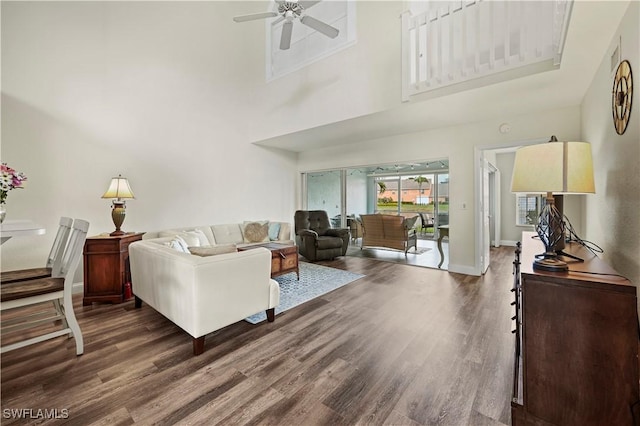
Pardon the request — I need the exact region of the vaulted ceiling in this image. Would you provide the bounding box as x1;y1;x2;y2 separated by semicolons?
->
255;1;630;152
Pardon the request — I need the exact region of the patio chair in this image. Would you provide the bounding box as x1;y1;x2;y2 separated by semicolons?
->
418;212;435;234
349;216;363;243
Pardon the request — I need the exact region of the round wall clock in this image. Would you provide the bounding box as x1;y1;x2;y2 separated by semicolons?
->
612;59;633;135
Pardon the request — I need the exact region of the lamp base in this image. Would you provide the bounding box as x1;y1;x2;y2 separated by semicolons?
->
533;253;569;272
110;201;127;237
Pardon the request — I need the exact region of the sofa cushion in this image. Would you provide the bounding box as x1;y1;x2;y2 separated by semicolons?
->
403;216;419;230
189;244;237;257
316;236;344;250
159;228;211;246
242;221;270;243
212;224;244;244
164;236;190;253
268;222;281;241
179;229;209;247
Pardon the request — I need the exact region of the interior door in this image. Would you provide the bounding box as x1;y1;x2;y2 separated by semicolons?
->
482;159;491;274
493;169;501;247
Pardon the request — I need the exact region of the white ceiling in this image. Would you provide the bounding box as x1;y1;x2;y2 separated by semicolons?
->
255;0;630;152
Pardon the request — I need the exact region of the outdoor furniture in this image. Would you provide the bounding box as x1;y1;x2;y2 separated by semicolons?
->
418;212;435;234
360;214;418;255
294;210;350;261
348;216;363;243
437;225;449;268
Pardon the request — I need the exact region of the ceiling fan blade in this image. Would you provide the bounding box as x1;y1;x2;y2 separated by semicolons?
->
300;15;339;38
233;11;278;23
272;16;285;26
299;1;322;9
280;21;293;50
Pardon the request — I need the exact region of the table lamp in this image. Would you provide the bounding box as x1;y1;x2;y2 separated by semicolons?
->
102;175;135;236
511;136;595;271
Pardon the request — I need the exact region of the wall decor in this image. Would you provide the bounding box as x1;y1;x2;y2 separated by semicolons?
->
612;59;633;135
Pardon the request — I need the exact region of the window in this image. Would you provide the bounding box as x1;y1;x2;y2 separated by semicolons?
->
516;194;543;226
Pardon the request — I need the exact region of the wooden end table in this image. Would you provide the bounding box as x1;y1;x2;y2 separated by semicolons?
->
238;243;299;279
83;232;145;305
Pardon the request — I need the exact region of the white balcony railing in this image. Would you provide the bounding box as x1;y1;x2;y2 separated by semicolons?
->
401;0;573;101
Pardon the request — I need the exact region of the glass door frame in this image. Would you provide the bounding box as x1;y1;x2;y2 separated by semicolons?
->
371;170;449;237
302;161;449;230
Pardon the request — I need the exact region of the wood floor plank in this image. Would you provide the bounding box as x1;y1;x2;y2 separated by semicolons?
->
1;247;516;425
87;407;135;426
130;368;248;424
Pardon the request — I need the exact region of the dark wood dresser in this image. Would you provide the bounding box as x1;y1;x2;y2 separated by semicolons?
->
83;232;144;305
512;232;639;425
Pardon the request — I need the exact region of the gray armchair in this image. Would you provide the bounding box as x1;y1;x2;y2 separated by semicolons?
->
294;210;350;261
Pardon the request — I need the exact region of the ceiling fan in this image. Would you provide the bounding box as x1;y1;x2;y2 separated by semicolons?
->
233;0;339;50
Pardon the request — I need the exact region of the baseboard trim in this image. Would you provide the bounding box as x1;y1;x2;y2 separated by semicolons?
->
500;240;519;247
72;281;84;295
448;263;480;276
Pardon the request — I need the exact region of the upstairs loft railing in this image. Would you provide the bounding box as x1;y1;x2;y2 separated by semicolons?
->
401;0;573;101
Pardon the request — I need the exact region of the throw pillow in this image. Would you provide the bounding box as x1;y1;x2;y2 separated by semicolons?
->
164;236;190;253
189;244;237;257
242;221;270;243
178;229;209;247
268;222;281;241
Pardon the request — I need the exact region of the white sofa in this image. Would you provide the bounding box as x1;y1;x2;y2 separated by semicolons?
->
129;221;290;355
141;221;293;246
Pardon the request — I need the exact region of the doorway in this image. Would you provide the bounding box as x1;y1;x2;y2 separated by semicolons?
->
476;139;546;274
303;159;450;269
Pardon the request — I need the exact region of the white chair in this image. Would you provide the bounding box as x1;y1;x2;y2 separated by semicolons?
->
1;216;73;283
1;219;89;355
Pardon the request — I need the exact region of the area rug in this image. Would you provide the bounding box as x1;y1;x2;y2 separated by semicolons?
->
245;262;365;324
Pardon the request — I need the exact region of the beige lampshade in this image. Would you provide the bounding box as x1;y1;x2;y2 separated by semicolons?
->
101;175;135;200
511;141;595;194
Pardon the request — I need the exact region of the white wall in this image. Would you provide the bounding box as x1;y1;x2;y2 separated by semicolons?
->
1;1;413;272
1;2;302;271
496;152;524;244
298;106;582;274
248;1;405;141
3;1;635;280
581;1;639;287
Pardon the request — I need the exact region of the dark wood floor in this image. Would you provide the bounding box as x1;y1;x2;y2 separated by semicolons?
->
1;246;516;425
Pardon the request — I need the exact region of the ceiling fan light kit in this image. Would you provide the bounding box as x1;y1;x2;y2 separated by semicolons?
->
233;0;339;50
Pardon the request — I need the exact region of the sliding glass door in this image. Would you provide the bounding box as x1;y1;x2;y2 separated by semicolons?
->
372;171;449;237
306;170;342;226
304;160;449;235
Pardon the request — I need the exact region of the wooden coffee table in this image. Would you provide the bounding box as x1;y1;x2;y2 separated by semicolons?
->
238;243;299;279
